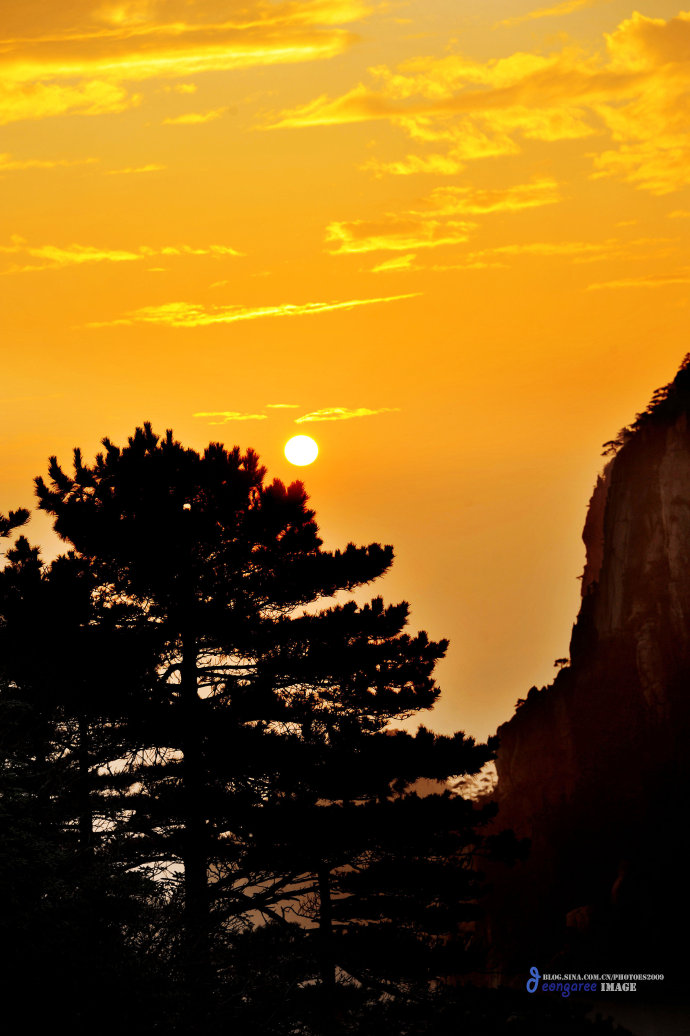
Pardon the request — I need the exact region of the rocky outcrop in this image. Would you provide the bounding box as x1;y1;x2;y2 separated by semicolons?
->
486;359;690;981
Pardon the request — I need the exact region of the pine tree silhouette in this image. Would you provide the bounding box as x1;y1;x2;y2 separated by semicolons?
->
32;423;516;1031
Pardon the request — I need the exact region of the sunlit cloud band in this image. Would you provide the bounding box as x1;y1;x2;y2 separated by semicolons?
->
0;238;243;272
87;293;421;328
295;406;400;422
193;410;268;423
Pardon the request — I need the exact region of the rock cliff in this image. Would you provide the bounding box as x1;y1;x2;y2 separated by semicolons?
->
487;358;690;979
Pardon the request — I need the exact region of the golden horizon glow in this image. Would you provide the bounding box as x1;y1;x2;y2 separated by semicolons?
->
2;0;689;741
284;435;319;466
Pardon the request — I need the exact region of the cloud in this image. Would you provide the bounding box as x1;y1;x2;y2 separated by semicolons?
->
1;0;372;35
270;83;395;128
0;0;372;124
0;238;243;272
589;13;690;192
422;178;561;215
0;80;139;126
271;11;690;193
404;235;675;274
193;410;268;423
267;403;300;408
106;163;165;173
370;253;418;273
162;107;227;124
326;216;474;254
591;142;690;196
329;179;558;264
87;293;421;327
0;153;98;172
587;271;690;290
295;406;400;423
429;259;508;272
269;53;634;129
472;105;595;143
93;1;161;26
140;244;243;256
496;0;610;29
362;122;521;176
0;241;142;271
455;236;675;267
363;152;465;177
479;239;619;260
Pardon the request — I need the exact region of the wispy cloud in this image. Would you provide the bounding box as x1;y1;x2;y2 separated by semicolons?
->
268;53;621;131
496;0;610;29
587;271;690;290
473;237;673;264
87;293;421;328
328;179;558;263
326;217;474;254
0;237;243;272
422;178;561;216
295;406;400;423
395;235;675;275
139;244;242;257
0;153;98;172
163;107;227;125
106;163;165;174
478;240;618;260
270;84;394;129
0;81;140;126
429;259;508;272
363;152;469;177
1;241;141;271
195;403;398;424
419;236;674;273
370;253;418;273
0;1;373;125
271;11;690;194
193;410;267;424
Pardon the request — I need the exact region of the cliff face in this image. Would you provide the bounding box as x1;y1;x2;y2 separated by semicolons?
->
487;362;690;977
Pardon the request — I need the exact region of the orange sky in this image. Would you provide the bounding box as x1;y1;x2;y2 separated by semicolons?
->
2;0;689;739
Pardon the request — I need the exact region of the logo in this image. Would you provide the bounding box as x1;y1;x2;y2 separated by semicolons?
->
526;966;663;997
526;966;540;993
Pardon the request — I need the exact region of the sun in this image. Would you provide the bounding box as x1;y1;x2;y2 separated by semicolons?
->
284;435;318;466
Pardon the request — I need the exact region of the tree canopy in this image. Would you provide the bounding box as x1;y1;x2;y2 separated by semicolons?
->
0;422;543;1034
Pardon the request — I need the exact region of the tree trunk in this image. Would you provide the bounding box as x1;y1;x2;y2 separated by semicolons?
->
181;628;210;1000
77;712;93;857
318;864;336;990
318;864;338;1033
